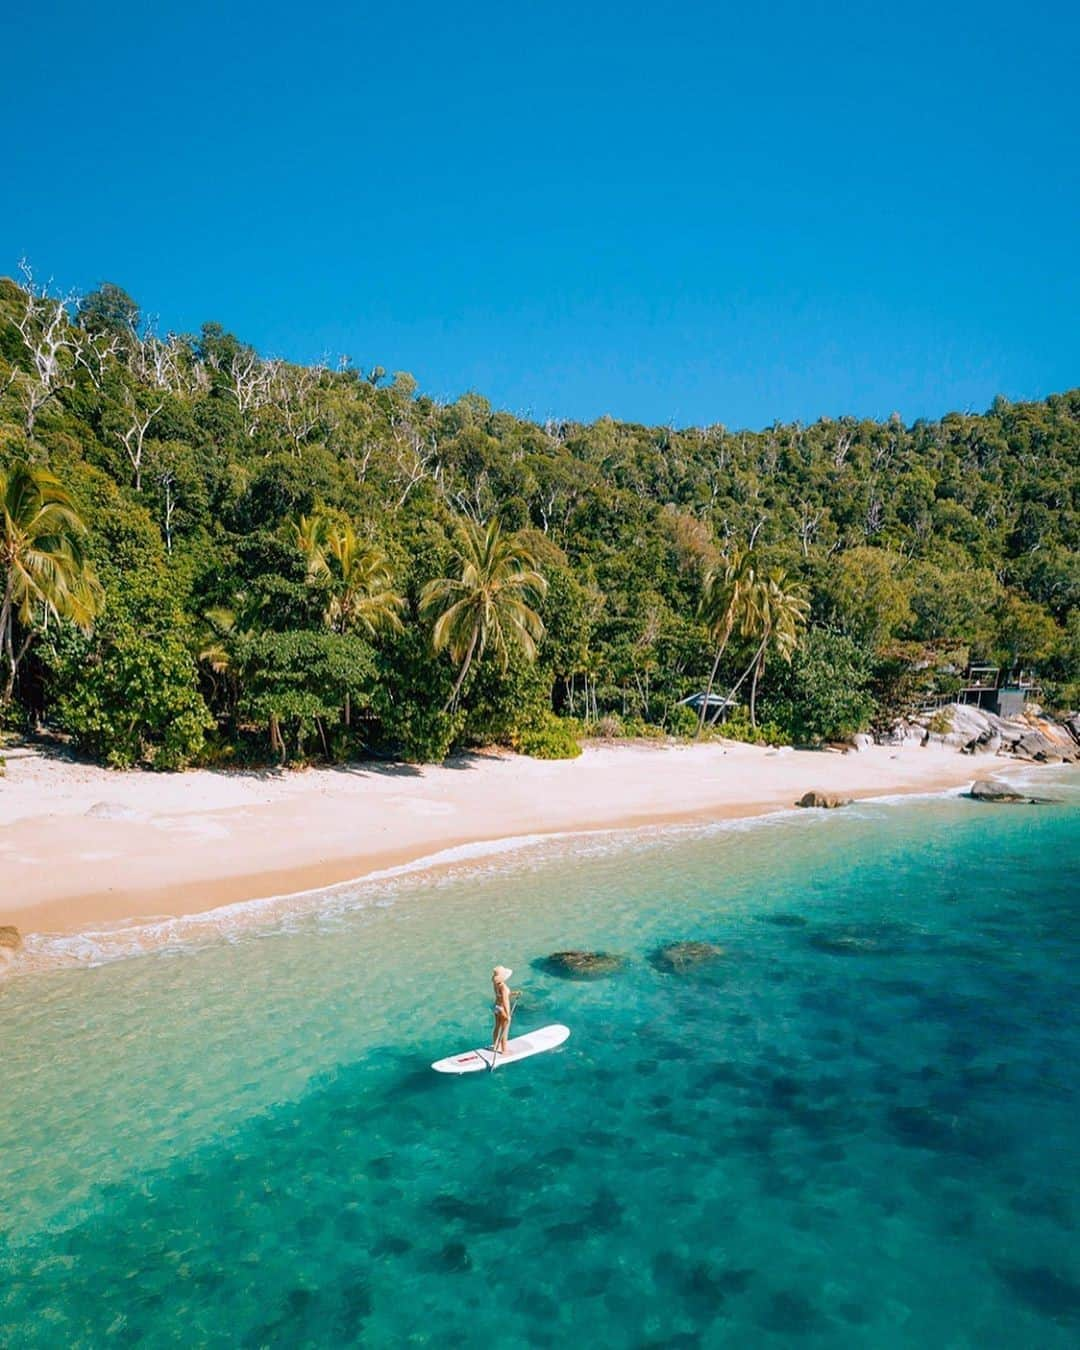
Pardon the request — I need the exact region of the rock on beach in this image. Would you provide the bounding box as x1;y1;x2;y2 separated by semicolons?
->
902;703;1079;763
0;926;23;970
968;780;1056;805
795;791;852;809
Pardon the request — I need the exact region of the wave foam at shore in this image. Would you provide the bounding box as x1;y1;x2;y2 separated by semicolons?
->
11;779;1026;976
14;808;851;974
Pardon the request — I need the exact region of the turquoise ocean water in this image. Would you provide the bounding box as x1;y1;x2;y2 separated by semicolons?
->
2;778;1078;1347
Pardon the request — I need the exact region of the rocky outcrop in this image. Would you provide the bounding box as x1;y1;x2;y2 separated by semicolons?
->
962;726;1003;756
0;926;22;970
968;779;1057;804
969;779;1026;802
537;950;625;979
650;941;725;974
899;704;1079;764
1013;730;1067;763
795;791;852;809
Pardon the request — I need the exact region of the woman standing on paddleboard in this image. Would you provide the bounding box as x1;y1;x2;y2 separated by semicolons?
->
492;966;513;1056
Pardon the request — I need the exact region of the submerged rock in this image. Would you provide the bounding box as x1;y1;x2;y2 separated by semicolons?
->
795;791;852;809
758;1290;828;1335
650;941;725;974
433;1240;471;1273
808;922;912;957
995;1262;1080;1321
537;950;625;979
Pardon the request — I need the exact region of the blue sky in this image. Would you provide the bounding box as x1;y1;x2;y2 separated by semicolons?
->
3;1;1077;429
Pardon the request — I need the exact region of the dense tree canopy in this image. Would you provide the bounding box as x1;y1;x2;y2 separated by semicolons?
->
1;265;1076;765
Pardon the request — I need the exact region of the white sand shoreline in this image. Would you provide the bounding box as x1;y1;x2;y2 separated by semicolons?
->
0;738;997;960
11;793;977;975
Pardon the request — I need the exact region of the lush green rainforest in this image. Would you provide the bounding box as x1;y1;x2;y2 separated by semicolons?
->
1;271;1077;768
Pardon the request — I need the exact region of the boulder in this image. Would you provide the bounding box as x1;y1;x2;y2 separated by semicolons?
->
962;729;1002;756
537;950;625;980
808;924;909;956
1014;732;1058;762
0;926;22;969
926;702;1020;750
795;791;852;809
969;779;1025;802
650;941;725;974
967;779;1058;804
850;733;873;753
905;703;1080;763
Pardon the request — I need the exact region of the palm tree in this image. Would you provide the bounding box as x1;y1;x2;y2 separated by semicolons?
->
309;522;404;639
292;513;404;637
1;461;102;706
723;570;809;728
421;518;547;713
696;550;755;736
290;511;329;565
196;591;265;729
291;512;404;727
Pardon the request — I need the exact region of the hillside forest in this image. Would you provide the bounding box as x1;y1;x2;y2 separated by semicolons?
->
1;265;1077;769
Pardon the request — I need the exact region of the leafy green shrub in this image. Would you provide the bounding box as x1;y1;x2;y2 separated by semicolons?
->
512;715;581;759
48;613;213;769
194;736;237;769
391;705;464;763
619;715;666;740
720;708;787;747
235;629;377;762
764;628;875;744
461;647;552;748
665;703;700;738
371;628;460;761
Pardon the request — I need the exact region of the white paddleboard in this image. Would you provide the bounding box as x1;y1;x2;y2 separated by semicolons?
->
432;1024;570;1074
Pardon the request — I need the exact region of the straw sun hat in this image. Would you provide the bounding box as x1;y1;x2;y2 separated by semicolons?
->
492;965;513;981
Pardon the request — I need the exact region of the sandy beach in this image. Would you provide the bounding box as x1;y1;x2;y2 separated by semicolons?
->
0;739;983;943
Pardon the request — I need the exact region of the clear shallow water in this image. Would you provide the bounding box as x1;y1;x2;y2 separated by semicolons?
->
2;784;1078;1347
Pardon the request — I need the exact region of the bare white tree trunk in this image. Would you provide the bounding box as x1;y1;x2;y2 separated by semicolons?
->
160;470;176;552
118;394;164;491
797;502;823;557
11;260;82;436
268;360;324;454
390;418;439;509
228;349;272;437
